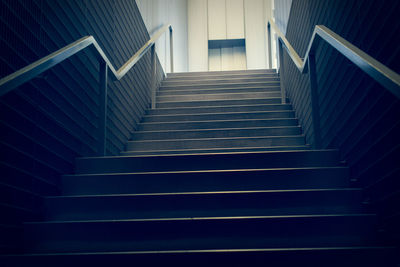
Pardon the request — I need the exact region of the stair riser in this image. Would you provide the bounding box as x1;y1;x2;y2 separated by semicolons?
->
157;86;281;96
157;92;281;102
24;215;375;253
157;98;284;108
75;150;341;174
147;104;293;115
131;127;302;141
166;73;279;81
126;136;305;151
161;78;280;86
63;167;349;195
2;248;395;267
45;190;363;221
160;82;281;91
142;111;294;123
121;146;311;156
167;69;278;78
139;119;298;131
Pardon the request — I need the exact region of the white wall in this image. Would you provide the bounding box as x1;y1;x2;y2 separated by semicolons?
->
244;0;266;69
188;0;208;72
136;0;188;73
188;0;277;71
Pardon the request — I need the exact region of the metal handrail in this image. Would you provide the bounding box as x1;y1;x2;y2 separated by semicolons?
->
267;19;400;148
0;23;174;155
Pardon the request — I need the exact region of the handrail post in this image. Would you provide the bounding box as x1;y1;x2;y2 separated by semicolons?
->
267;22;272;69
278;39;286;104
151;44;157;109
99;60;108;156
169;26;174;73
307;54;322;149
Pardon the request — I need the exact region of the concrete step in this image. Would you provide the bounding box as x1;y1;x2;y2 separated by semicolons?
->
146;104;293;115
75;150;342;174
62;166;349;195
126;135;306;152
138;118;299;131
2;247;396;267
161;77;280;86
23;214;376;253
120;145;312;156
44;189;364;221
157;85;280;96
156;97;285;108
166;69;278;78
131;126;302;141
160;81;281;91
156;91;281;102
141;110;294;123
165;72;278;81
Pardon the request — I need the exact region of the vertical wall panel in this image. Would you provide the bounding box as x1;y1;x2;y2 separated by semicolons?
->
244;0;267;69
208;0;227;40
226;0;245;39
188;0;209;71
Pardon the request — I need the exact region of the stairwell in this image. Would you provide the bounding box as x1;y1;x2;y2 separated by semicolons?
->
2;70;396;266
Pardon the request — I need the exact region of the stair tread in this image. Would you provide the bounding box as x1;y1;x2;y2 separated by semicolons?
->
157;96;283;104
140;117;298;125
27;214;375;224
48;188;363;199
158;85;281;92
81;149;338;160
3;247;396;267
5;246;394;255
147;103;292;114
128;135;305;143
143;110;293;118
134;126;301;134
65;166;348;176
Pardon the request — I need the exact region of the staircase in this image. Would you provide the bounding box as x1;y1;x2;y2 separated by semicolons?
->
2;70;395;266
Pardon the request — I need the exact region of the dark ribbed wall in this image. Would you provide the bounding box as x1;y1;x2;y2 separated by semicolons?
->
0;0;164;252
282;0;400;245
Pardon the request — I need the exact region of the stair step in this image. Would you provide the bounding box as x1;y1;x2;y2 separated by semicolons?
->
23;214;376;253
161;77;280;86
131;126;302;141
158;86;280;95
157;97;285;108
1;247;396;267
160;81;281;91
63;166;349;195
166;73;278;82
75;150;341;174
167;69;278;78
126;135;305;152
120;145;312;156
138;118;298;131
146;104;293;115
141;110;294;123
44;189;364;221
157;91;281;102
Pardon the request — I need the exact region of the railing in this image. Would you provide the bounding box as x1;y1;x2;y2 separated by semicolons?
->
0;23;174;156
267;19;400;149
